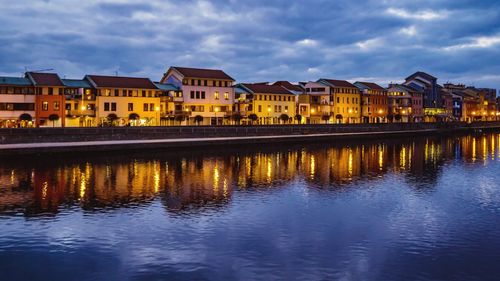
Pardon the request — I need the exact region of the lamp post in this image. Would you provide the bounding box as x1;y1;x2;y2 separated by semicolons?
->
267;106;271;124
155;106;160;126
215;107;219;125
80;105;86;127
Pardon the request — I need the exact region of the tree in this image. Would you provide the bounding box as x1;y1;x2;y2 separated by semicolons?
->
174;115;186;125
48;114;59;127
322;115;330;124
387;114;394;123
294;114;302;124
394;114;402;122
335;114;343;123
231;113;243;125
279;114;289;124
107;113;118;126
194;115;204;125
248;114;258;125
19;113;32;122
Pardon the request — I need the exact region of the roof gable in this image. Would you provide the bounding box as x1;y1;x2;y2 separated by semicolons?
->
273;81;304;92
170;66;235;81
354;81;385;91
26;72;64;87
319;79;357;89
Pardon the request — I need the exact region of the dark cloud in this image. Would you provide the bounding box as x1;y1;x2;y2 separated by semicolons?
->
0;0;498;90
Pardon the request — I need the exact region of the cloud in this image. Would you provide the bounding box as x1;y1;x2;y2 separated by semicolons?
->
0;0;499;89
386;7;449;21
443;35;500;51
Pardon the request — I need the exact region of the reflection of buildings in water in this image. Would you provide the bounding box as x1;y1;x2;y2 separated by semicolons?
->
0;133;499;215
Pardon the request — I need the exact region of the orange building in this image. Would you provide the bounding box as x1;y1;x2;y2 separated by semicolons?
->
354;81;388;123
26;72;66;127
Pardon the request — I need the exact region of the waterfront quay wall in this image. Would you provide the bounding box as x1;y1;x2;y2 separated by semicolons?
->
0;122;499;155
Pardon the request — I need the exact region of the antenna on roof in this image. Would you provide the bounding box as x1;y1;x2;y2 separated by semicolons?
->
30;68;54;73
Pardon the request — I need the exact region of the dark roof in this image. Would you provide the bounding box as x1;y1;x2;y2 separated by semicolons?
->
86;75;157;89
273;81;304;92
171;67;234;81
319;79;357;88
241;83;294;95
62;79;91;88
0;76;32;86
26;72;64;86
354;81;385;90
405;71;437;82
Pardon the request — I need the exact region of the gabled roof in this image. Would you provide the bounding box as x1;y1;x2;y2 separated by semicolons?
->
405;71;437;82
388;84;418;93
354;81;385;91
170;66;235;81
154;82;179;91
85;75;157;89
273;81;304;92
240;83;294;95
26;72;64;87
62;79;91;88
0;76;32;86
319;79;357;89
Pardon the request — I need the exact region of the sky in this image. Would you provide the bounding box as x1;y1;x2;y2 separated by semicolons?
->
0;0;499;90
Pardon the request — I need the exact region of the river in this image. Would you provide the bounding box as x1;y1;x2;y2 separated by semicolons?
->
1;133;499;280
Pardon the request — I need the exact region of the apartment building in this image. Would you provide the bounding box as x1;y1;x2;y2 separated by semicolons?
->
0;76;36;128
85;75;161;126
26;72;66;127
238;83;296;124
160;67;235;125
353;81;388;123
318;79;361;124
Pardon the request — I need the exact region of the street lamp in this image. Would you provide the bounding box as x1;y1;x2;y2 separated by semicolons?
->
267;106;271;124
215;107;219;125
80;105;86;127
155;106;160;126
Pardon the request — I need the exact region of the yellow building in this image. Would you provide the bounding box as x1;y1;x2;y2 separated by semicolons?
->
160;67;235;125
238;83;296;124
86;75;161;126
318;79;361;123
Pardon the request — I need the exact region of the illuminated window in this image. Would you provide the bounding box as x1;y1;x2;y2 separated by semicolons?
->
42;102;48;111
53;101;60;110
214;91;219;100
224;92;229;100
128;103;133;111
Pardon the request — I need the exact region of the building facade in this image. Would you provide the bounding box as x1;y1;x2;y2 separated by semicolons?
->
318;79;361;124
26;72;66;127
0;76;36;128
354;81;388;123
160;67;235;125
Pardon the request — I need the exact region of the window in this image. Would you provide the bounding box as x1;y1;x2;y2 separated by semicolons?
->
224;92;229;100
111;103;116;111
190;91;195;99
122;90;127;97
214;91;219;100
196;91;200;99
143;103;149;111
204;80;207;86
53;102;60;110
104;102;110;111
128;103;133;111
197;80;201;86
201;91;206;99
258;105;262;112
65;103;71;110
142;90;146;97
48;88;53;95
114;89;119;96
42;101;49;111
148;91;152;97
149;103;154;111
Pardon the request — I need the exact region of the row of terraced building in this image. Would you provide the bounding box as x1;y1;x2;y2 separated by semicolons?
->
0;67;497;127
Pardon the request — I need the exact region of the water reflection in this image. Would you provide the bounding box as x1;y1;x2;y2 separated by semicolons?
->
1;133;499;216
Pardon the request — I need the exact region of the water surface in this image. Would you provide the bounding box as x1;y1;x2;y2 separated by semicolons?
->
1;133;500;280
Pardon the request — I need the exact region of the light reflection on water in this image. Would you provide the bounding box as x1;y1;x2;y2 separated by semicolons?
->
0;133;500;280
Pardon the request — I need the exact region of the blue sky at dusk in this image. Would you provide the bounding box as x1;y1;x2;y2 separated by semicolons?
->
0;0;499;89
